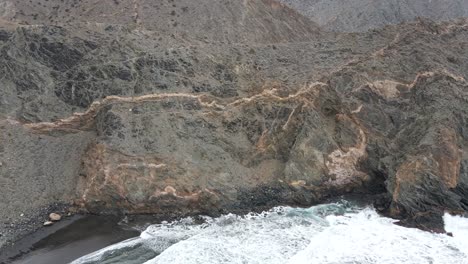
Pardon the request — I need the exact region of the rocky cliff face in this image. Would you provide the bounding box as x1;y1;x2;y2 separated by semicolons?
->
1;0;468;248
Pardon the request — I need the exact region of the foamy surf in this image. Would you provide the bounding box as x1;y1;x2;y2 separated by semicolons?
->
71;201;468;264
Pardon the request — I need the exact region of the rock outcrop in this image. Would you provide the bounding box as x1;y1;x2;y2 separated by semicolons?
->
1;0;468;249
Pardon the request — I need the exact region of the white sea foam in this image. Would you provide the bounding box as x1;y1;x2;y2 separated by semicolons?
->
289;209;468;264
444;213;468;257
71;202;468;264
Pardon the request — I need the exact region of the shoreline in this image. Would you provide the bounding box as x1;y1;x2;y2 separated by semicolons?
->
1;214;85;264
0;202;72;254
1;215;139;264
2;193;460;263
0;193;382;263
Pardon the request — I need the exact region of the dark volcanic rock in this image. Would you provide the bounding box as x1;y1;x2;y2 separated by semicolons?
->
1;0;468;250
72;86;368;215
321;20;468;229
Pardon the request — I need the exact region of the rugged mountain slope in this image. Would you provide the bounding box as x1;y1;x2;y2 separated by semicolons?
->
0;25;384;123
0;0;376;249
324;20;468;229
1;0;468;252
0;0;320;43
279;0;468;32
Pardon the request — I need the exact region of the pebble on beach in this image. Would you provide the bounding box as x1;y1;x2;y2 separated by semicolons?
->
49;213;61;222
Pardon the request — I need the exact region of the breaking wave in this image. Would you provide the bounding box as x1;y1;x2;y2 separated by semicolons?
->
71;201;468;264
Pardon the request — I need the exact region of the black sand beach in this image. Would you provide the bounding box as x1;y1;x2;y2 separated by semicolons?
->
1;215;139;264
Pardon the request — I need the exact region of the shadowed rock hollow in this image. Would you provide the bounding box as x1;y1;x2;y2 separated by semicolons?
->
1;0;468;249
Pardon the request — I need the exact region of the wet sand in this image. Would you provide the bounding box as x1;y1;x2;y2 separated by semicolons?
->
0;215;139;264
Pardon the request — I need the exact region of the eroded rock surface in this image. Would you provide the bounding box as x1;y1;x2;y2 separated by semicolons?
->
1;0;468;249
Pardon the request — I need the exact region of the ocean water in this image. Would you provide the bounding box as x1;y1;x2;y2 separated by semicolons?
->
71;201;468;264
